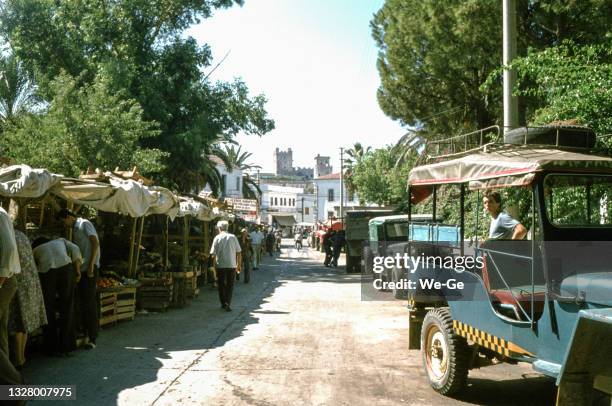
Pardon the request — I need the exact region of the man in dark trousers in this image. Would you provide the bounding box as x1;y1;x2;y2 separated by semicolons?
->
210;221;242;312
331;230;345;268
58;209;100;350
322;230;335;267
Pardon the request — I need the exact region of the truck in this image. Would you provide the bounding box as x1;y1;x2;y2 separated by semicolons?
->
344;209;393;273
404;125;612;404
363;214;432;298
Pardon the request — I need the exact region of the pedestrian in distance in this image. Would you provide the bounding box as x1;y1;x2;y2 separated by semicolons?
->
210;221;242;312
249;227;264;270
294;232;302;251
31;236;82;357
322;229;335;267
266;229;275;257
238;228;253;283
57;208;100;350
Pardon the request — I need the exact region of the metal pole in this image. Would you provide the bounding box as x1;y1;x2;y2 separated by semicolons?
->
301;197;304;222
340;147;344;225
503;0;519;133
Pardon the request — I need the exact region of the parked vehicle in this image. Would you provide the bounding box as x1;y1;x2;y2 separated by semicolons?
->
344;209;393;273
364;214;432;298
405;126;612;404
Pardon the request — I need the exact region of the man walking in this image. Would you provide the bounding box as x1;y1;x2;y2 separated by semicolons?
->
249;227;264;270
210;221;242;312
57;209;100;350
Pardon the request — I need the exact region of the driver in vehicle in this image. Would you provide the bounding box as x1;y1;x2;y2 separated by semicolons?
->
483;190;528;240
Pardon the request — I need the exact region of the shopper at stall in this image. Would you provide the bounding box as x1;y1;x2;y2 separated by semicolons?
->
239;228;254;283
249;227;264;270
9;229;47;370
58;209;100;350
32;236;82;356
0;206;20;360
210;221;242;312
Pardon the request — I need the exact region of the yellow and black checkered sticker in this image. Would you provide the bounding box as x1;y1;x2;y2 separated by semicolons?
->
453;320;533;358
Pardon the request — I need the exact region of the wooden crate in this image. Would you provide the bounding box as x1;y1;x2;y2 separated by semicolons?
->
116;286;137;321
186;272;199;298
138;278;173;312
98;290;117;328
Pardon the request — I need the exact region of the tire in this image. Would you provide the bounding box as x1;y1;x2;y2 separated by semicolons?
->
421;307;469;396
503;125;595;148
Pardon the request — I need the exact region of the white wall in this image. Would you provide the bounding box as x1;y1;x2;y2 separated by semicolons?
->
313;178;360;221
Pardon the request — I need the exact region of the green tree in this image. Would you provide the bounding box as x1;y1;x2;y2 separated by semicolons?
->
1;0;274;189
507;42;611;135
0;72;165;176
351;146;413;206
371;0;611;139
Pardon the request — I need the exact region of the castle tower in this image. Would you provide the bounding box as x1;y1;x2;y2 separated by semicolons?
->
274;148;294;176
314;154;332;178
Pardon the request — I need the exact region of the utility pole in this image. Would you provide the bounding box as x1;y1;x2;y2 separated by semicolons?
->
503;0;518;134
301;196;304;222
340;147;344;226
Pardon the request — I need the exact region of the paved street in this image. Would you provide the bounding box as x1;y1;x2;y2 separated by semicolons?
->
23;240;557;406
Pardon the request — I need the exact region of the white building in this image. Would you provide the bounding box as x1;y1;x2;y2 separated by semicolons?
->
259;184;316;230
313;173;361;221
203;155;243;198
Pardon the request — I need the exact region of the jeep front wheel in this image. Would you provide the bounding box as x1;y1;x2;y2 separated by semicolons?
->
421;307;469;395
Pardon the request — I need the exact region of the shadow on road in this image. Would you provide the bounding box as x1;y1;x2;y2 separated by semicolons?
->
456;375;557;405
22;254;286;405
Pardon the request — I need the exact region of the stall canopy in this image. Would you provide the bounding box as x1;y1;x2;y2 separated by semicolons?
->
272;214;296;227
0;165;62;198
52;175;179;218
408;146;612;203
176;196;214;221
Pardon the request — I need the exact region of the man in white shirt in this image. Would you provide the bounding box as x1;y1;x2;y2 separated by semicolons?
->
210;221;242;312
249;227;264;270
0;206;20;359
58;209;100;349
32;237;82;356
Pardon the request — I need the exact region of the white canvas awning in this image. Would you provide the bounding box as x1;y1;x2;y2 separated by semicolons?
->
176;196;214;221
0;165;63;198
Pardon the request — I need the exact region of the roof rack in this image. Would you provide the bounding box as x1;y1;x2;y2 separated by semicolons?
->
425;125;502;162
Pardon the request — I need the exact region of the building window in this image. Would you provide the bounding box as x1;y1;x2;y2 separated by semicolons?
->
274;197;278;206
221;174;227;196
327;211;334;219
305;207;310;215
328;189;334;202
236;176;240;191
348;190;354;202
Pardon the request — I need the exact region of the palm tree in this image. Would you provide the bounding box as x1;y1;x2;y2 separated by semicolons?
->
392;130;426;168
343;142;371;198
0;54;38;125
213;144;262;199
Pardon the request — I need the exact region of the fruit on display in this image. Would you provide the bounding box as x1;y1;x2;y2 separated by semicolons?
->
97;277;123;289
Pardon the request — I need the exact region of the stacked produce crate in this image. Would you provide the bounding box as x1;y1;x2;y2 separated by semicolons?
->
116;287;137;321
186;266;200;298
138;273;173;311
98;291;117;327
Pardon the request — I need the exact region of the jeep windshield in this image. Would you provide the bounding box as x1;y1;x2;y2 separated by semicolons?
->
544;174;612;227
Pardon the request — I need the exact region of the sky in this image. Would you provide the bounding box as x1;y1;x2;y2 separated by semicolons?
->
187;0;406;173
